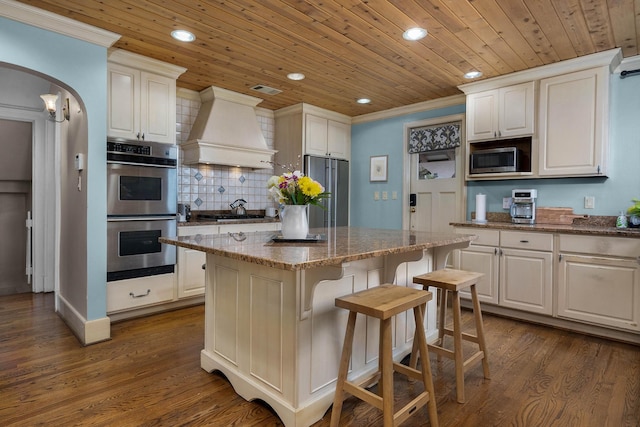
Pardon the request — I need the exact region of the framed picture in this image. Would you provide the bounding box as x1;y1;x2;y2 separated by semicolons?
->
370;155;388;182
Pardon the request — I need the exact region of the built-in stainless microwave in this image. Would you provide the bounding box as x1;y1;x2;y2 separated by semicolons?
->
469;147;522;174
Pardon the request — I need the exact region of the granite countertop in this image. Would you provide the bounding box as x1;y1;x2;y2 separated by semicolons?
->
178;209;280;226
160;227;475;271
178;217;280;226
452;212;640;238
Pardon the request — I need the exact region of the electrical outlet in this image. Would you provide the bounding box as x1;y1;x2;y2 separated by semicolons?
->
391;191;397;200
503;197;512;209
374;191;380;201
382;191;388;200
584;196;595;209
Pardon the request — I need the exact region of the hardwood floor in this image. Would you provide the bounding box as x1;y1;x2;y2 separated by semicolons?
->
1;293;638;426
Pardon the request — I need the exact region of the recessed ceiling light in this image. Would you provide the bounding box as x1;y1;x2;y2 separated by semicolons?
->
356;98;371;104
464;70;483;79
171;30;195;42
402;27;427;41
287;72;305;81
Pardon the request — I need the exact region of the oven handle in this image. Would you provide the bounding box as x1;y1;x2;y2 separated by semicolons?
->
107;160;176;169
107;216;177;222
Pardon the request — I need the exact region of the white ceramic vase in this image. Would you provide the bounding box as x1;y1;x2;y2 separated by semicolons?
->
280;204;309;239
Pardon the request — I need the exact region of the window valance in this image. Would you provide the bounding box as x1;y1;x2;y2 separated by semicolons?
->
408;121;461;153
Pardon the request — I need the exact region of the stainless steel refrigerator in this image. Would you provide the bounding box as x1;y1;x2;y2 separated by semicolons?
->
304;155;349;228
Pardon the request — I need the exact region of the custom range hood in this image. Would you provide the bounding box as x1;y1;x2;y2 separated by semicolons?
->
180;86;276;169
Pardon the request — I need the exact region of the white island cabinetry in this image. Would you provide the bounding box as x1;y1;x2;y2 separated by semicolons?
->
177;222;281;299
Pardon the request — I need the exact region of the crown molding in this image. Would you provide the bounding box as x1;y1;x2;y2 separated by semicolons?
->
458;48;622;94
0;0;120;47
351;94;465;124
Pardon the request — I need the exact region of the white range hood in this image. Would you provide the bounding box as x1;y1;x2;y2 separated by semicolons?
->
180;86;276;169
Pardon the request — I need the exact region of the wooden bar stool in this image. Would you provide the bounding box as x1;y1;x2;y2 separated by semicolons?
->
330;284;439;427
411;269;490;403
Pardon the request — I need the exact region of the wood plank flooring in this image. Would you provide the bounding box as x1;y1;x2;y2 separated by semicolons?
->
1;293;638;426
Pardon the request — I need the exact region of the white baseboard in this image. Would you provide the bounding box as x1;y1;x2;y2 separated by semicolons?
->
57;294;111;345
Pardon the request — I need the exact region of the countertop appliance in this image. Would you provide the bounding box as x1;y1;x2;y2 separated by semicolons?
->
510;188;537;224
304;155;349;228
470;147;522;174
107;138;177;281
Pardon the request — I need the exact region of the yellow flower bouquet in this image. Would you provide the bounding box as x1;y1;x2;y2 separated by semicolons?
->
267;170;330;207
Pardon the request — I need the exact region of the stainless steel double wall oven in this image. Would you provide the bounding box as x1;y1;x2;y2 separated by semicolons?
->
107;138;177;281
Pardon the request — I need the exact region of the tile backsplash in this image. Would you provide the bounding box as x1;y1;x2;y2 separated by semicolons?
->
176;95;277;212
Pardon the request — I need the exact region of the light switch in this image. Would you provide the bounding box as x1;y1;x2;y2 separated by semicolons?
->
382;191;388;200
584;196;595;209
374;191;380;201
392;191;398;200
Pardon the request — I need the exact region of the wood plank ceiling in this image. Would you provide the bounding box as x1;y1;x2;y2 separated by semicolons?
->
15;0;640;117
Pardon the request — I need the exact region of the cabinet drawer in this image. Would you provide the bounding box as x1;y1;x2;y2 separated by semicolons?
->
455;228;499;246
559;234;640;257
107;273;174;313
500;231;553;251
178;224;219;236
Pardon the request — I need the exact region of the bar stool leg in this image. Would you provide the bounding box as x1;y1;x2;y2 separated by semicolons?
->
451;290;465;403
414;303;439;427
330;311;357;427
471;284;490;379
381;317;394;427
438;288;447;347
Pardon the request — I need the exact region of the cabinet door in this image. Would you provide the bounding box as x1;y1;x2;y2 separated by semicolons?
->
456;245;499;304
327;120;350;160
140;72;175;144
305;114;329;156
466;91;497;141
557;254;640;332
177;247;206;298
107;64;140;140
499;82;534;138
538;67;607;177
500;248;553;315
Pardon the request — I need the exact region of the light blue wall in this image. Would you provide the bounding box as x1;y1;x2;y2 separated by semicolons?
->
0;17;108;320
351;104;465;229
351;74;640;229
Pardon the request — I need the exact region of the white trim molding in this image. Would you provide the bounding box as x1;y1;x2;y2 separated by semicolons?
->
57;294;111;345
0;0;121;47
352;94;465;124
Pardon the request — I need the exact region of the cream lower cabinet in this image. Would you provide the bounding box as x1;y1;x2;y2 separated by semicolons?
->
455;229;499;304
177;222;281;298
557;235;640;332
455;229;553;315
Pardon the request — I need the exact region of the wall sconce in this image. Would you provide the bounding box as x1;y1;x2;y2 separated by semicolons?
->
40;94;70;122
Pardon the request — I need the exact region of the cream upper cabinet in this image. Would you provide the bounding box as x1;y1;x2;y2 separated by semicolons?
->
466;82;535;142
305;114;350;159
107;49;185;144
557;235;640;332
538;67;609;177
275;104;351;169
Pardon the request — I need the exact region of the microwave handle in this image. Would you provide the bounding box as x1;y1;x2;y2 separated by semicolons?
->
510;203;516;217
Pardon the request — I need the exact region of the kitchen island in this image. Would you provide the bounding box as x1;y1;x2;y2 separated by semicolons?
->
160;227;474;427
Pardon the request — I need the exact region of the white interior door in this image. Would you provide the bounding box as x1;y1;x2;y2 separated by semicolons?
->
405;116;466;235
